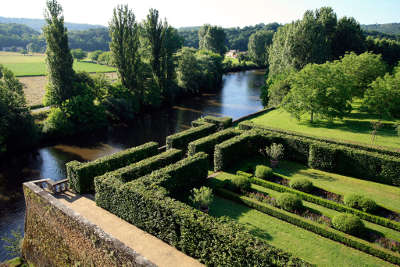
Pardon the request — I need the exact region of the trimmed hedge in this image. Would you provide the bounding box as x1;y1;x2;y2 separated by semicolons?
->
252;176;400;232
188;128;241;165
332;214;365;236
215;129;400;186
239;120;400;157
191;116;232;129
276;193;303;212
101;149;183;183
289;178;314;193
255;165;273;180
94;152;309;266
66;142;159;194
214;131;264;171
166;123;216;151
217;188;400;265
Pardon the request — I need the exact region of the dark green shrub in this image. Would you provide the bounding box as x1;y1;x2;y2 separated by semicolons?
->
332;214;365;236
231;175;251;193
277;193;303;212
166;123;216;151
344;194;378;213
289;178;313;193
360;197;378;213
255;165;273;180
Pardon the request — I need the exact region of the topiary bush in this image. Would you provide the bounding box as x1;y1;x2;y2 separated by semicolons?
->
289;178;314;193
255;165;273;180
332;214;365;236
231;175;251;193
276;193;303;212
344;194;378;213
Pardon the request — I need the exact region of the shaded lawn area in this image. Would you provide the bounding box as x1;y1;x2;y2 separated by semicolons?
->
249;108;400;149
209;195;393;267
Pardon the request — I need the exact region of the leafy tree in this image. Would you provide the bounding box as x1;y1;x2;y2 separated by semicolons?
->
0;65;36;155
365;36;400;68
248;30;274;66
339;52;387;97
97;51;113;65
89;50;103;61
264;70;294;107
71;48;87;61
175;47;202;93
109;5;141;97
332;17;365;59
268;9;330;77
43;0;76;106
199;24;227;56
362;68;400;118
282;62;352;122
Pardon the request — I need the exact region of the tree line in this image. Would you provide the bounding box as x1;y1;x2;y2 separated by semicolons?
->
262;7;400;122
0;0;228;157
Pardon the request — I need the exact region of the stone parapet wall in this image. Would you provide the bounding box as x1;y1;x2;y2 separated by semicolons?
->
22;179;156;267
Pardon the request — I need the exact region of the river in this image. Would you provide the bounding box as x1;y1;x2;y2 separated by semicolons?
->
0;69;265;261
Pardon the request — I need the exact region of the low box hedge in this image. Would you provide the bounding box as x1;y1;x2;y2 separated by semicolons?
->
94;152;309;266
216;187;400;266
166;123;216;151
252;176;400;232
66;142;159;194
188;128;241;166
101;149;183;183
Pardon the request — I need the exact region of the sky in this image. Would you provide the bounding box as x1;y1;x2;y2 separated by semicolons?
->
1;0;399;28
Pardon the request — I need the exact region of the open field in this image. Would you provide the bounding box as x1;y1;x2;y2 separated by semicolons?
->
209;196;393;267
19;72;118;107
0;51;115;76
250;107;400;149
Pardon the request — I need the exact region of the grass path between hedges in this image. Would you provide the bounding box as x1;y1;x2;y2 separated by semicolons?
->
274;161;400;214
249;108;400;149
209;196;394;267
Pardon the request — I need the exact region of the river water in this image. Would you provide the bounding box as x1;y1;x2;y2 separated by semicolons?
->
0;69;265;261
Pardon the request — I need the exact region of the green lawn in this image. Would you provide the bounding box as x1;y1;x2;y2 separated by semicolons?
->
0;52;115;76
274;161;400;214
210;196;393;267
249;108;400;149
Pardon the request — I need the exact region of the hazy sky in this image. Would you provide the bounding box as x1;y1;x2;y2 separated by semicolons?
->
1;0;399;27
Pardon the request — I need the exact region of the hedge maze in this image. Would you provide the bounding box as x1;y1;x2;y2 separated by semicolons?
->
65;115;400;266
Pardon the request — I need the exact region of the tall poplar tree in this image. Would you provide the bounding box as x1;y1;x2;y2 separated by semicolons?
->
43;0;75;106
109;5;141;96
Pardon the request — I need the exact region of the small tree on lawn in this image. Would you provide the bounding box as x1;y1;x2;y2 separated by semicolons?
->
190;186;213;213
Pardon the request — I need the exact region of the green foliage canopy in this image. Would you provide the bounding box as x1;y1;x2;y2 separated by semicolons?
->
248;30;274;67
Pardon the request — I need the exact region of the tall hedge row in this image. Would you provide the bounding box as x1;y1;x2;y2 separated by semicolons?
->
252;176;400;231
217;188;400;265
239;121;400;157
216;130;400;186
214;131;263;171
188;128;241;166
67;142;159;194
101;149;183;183
94;152;310;266
166;123;216;151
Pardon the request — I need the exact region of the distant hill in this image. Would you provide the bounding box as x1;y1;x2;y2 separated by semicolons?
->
362;23;400;35
0;16;105;32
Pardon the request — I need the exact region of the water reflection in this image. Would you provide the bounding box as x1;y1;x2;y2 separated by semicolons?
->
0;69;265;261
